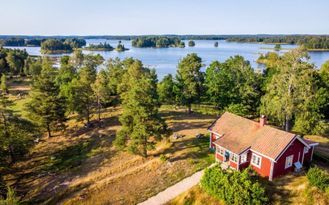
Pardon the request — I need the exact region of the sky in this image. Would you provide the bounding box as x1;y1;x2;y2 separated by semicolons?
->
1;0;329;35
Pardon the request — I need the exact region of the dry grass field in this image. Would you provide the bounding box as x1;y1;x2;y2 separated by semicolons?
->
4;80;218;205
5;78;329;205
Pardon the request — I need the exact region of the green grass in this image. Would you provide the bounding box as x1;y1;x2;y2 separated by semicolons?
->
43;138;96;172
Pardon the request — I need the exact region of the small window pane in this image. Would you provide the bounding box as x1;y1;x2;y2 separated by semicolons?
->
241;153;247;163
285;155;294;169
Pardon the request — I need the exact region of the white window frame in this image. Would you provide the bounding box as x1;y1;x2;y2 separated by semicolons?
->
304;147;309;154
216;147;224;156
220;148;224;156
231;153;238;162
251;153;262;168
240;153;248;164
285;155;294;169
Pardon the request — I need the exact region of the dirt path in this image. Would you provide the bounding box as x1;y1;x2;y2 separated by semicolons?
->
138;163;215;205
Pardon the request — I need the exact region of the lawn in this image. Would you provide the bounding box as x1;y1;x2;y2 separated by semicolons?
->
4;101;218;205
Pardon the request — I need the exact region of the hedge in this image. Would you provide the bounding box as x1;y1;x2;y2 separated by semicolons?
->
307;167;329;191
200;166;268;205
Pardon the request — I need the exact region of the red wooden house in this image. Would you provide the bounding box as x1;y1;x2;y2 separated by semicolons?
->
208;112;318;181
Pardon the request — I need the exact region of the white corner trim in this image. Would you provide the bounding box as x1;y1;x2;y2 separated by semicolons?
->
269;160;275;181
310;146;315;161
301;146;305;164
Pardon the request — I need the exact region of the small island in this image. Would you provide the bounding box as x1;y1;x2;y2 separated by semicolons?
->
274;44;281;51
188;40;195;47
84;42;114;51
132;36;185;48
115;41;129;52
40;38;86;54
226;35;329;51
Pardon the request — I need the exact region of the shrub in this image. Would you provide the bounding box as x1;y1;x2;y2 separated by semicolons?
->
307;167;329;191
0;187;20;205
200;166;268;205
159;154;167;162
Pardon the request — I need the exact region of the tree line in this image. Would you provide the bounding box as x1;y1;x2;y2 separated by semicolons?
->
132;37;185;48
84;42;114;51
158;49;329;135
0;47;329;163
40;38;86;54
227;35;329;50
0;48;29;77
0;46;329;201
0;38;87;48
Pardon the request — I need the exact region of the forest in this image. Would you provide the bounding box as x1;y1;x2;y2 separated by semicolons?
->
2;35;329;50
227;35;329;50
84;42;114;51
0;46;329;203
132;36;185;48
40;38;86;54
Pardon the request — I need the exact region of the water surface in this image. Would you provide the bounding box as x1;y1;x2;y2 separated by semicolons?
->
6;40;329;79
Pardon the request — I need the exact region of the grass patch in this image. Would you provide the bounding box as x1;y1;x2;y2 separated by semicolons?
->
43;138;96;172
167;185;223;205
10;96;30;118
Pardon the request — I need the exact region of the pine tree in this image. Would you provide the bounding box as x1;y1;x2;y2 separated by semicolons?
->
114;59;167;157
92;70;111;122
176;53;203;113
67;54;104;124
27;60;66;137
0;93;36;164
157;74;176;105
0;74;8;94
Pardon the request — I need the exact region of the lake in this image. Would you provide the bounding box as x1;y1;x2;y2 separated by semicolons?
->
5;39;329;79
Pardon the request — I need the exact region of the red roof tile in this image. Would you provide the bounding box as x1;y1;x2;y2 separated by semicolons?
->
210;112;298;160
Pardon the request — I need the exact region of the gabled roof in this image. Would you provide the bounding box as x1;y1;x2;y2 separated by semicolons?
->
209;112;306;161
303;139;319;146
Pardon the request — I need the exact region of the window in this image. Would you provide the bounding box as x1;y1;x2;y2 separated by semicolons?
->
285;155;294;169
231;154;238;162
251;153;262;168
216;147;224;156
220;148;224;155
304;147;309;154
240;153;247;163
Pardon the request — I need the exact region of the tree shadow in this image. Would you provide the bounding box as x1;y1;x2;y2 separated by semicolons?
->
11;123;118;204
154;137;210;163
160;109;216;122
264;174;301;204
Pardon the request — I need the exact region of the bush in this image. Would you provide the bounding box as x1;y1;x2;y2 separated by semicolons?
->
159;154;167;162
0;187;20;205
200;166;268;205
307;167;329;191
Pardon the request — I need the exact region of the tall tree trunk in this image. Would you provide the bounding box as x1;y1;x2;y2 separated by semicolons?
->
8;145;15;164
285;115;291;131
86;107;90;125
187;104;192;114
47;123;52;138
97;97;101;122
143;136;147;158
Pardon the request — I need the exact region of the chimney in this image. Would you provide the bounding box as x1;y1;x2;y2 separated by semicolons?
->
260;115;267;127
